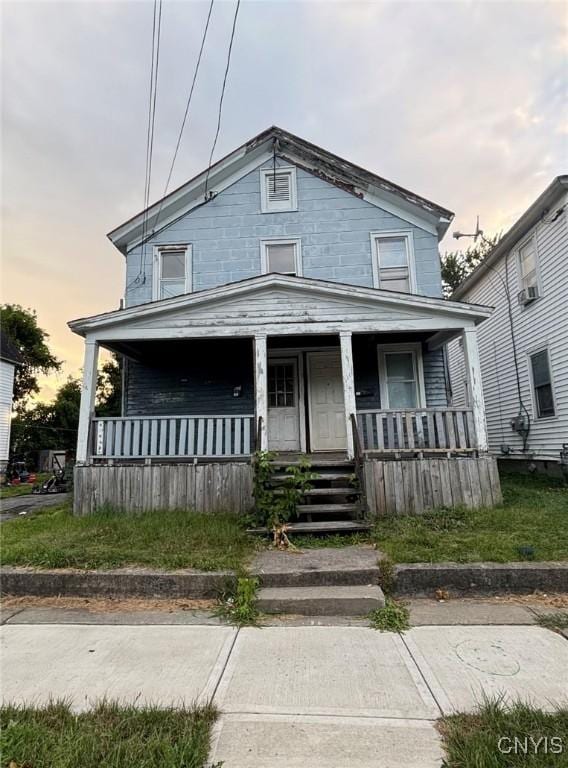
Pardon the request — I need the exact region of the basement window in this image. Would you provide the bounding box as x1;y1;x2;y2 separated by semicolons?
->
152;245;192;300
260;166;297;213
260;239;302;276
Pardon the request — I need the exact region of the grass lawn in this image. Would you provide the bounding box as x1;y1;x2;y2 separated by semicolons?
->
440;698;568;767
1;503;255;571
376;473;568;563
0;700;218;768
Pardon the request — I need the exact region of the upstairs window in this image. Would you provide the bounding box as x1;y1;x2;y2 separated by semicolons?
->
260;166;297;212
518;238;538;292
261;238;302;276
152;245;192;300
529;349;555;418
371;232;415;293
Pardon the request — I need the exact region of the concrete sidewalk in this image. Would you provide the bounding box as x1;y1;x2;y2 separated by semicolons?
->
1;614;567;767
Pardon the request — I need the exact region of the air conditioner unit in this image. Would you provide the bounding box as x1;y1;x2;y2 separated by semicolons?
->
517;285;540;306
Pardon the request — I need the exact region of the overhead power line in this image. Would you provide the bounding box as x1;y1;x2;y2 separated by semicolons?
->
203;0;241;201
126;0;215;257
128;0;163;290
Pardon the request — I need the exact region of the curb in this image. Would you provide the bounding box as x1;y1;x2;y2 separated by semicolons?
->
393;562;568;596
1;562;567;600
0;568;233;599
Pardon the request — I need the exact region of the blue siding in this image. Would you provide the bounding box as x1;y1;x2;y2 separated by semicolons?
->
126;160;443;307
124;336;447;418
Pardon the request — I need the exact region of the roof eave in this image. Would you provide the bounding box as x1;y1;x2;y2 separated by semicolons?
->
68;274;492;337
452;175;568;300
108;126;454;254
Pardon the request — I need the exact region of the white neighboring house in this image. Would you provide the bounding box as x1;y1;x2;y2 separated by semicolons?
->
448;176;568;473
0;331;23;475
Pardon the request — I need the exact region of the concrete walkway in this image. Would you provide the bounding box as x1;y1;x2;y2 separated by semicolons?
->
1;607;567;767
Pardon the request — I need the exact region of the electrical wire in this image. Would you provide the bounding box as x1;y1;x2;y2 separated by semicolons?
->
128;0;215;257
126;0;163;292
203;0;241;201
472;241;531;450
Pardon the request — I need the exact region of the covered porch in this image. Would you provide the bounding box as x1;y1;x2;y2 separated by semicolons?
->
69;274;497;515
70;274;492;464
79;329;483;463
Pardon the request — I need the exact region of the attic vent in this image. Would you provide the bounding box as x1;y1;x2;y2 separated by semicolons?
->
260;166;297;213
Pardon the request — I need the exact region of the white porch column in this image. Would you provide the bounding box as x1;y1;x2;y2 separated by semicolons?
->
462;327;488;452
76;339;99;464
340;331;357;459
254;334;268;451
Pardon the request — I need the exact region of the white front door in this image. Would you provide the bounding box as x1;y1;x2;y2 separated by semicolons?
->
267;358;301;451
308;351;347;451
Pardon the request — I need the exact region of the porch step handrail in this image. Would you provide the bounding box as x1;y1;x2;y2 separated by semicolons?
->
91;414;255;459
357;408;476;452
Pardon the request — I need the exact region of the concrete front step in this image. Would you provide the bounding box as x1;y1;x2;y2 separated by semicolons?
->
257;584;385;616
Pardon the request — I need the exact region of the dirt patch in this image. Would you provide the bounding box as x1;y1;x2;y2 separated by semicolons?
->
488;592;568;608
1;595;216;613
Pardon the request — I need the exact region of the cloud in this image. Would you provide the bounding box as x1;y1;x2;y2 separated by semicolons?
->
1;0;566;397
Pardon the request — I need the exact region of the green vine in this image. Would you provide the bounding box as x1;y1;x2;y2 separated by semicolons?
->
252;451;319;529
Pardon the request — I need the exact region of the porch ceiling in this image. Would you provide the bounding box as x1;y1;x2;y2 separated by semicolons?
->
69;274;492;346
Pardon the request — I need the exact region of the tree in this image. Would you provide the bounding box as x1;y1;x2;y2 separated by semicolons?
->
441;233;502;298
0;305;60;406
10;377;81;457
97;354;122;416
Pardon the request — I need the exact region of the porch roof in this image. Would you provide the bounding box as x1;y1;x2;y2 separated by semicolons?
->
68;274;492;347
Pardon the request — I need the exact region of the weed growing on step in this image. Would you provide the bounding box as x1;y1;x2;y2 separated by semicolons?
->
216;575;260;626
377;557;395;595
369;599;410;633
251;451;318;531
536;612;568;633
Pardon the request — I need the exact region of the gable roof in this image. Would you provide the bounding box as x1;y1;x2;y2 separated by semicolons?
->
69;273;491;338
453;175;568;300
108;126;454;254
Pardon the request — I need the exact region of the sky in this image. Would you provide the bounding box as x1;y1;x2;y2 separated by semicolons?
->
2;0;566;402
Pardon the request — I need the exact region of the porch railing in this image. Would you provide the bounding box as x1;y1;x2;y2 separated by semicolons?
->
91;414;255;459
357;408;477;452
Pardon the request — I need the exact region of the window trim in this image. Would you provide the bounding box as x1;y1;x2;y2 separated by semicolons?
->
377;342;426;409
370;230;417;293
516;233;541;303
527;345;557;421
260;166;298;213
260;237;303;276
152;244;192;301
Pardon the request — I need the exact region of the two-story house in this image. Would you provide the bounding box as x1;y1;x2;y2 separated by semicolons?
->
448;176;568;477
70;127;501;524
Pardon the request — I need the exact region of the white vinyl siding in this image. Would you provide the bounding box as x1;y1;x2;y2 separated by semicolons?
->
447;189;568;460
529;348;556;419
260;238;302;276
371;231;416;293
260;166;297;213
0;360;15;462
152;246;192;301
